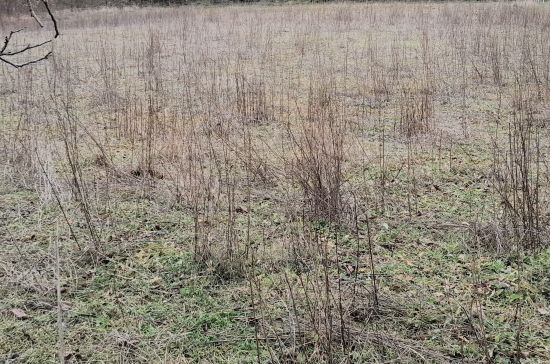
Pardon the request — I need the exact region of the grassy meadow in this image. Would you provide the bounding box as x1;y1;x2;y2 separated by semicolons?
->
1;1;550;363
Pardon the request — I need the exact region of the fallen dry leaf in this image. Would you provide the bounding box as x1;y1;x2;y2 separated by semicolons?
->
235;205;248;213
150;277;162;284
60;301;74;311
537;306;549;315
118;339;139;347
10;308;26;319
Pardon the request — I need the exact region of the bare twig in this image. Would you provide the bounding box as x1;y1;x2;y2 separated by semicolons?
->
42;0;60;39
27;0;44;27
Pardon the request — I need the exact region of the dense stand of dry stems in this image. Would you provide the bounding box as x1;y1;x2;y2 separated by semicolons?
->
2;2;550;362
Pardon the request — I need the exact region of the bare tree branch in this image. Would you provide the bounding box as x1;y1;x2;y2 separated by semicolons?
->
2;38;53;57
1;29;25;54
27;0;44;28
0;0;59;68
0;51;52;68
42;0;60;39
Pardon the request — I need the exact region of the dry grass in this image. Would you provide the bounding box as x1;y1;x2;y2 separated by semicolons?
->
1;1;550;363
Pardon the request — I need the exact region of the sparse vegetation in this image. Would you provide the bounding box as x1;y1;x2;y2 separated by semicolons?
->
1;2;550;363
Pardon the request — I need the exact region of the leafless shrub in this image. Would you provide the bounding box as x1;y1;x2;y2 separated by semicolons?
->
487;83;548;253
290;84;345;221
399;87;433;138
469;221;506;253
235;74;272;124
490;38;502;86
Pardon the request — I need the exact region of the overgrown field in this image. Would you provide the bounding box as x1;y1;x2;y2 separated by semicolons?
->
1;2;550;363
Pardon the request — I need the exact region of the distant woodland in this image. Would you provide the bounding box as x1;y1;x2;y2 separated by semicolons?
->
2;0;369;16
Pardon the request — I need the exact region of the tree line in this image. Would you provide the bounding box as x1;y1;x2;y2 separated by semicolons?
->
2;0;371;16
